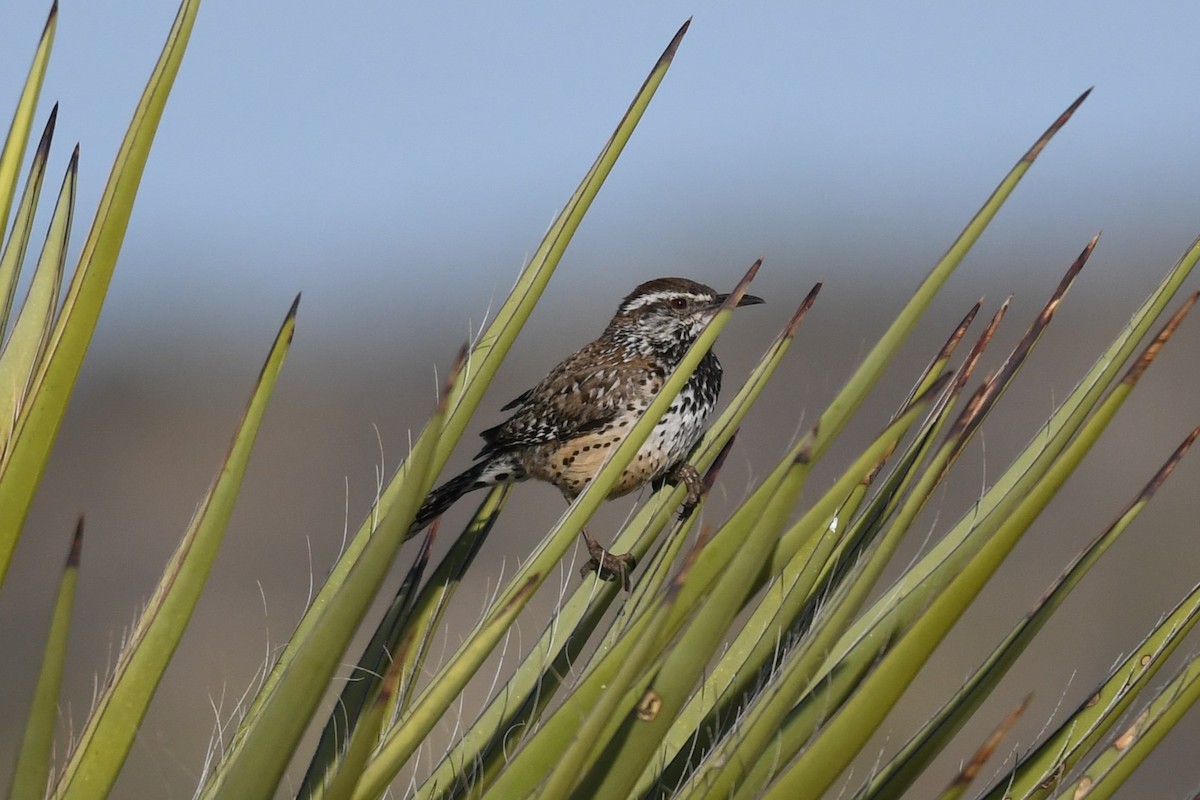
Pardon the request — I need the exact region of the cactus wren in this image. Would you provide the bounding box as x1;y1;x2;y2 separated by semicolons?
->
410;277;763;585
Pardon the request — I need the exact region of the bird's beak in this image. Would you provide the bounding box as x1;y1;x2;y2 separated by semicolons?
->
716;292;765;308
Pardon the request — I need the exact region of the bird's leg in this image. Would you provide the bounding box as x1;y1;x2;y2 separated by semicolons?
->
579;529;637;592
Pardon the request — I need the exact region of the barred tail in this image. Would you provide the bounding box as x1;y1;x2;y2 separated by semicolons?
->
409;454;524;534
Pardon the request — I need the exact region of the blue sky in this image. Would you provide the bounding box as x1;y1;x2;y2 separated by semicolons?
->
3;2;1200;341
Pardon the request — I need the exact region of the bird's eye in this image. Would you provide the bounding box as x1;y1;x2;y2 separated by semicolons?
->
669;297;688;309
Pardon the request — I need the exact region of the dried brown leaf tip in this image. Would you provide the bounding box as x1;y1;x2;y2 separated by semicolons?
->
722;258;764;311
702;431;738;495
1122;290;1199;386
436;341;471;412
67;515;84;568
1023;87;1092;163
668;525;713;599
794;425;818;465
664;19;691;61
1036;234;1096;328
1136;425;1200;503
939;299;982;363
948;694;1032;789
946;377;991;444
612;19;691;136
952;297;1009;397
415;518;439;566
904;370;953;417
37;104;59;158
954;237;1096;442
785;282;822;337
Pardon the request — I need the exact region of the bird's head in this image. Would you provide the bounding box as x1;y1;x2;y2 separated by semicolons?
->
607;277;763;355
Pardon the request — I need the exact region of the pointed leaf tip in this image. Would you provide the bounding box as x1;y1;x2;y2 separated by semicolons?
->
721;258;764;310
1023;88;1092;163
67;516;83;567
287;292;301;319
785;282;822;335
1122;290;1198;385
665;19;691;60
1137;426;1200;503
35;106;59;159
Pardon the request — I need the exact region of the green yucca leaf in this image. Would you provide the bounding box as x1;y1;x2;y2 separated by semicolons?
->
0;106;56;336
538;562;689;800
1053;654;1200;800
777;298;1004;649
349;578;541;800
991;579;1200;800
772;233;1091;580
801;298;999;595
795;252;1084;680
319;671;403;800
0;0;199;587
202;340;455;800
729;283;1190;800
299;485;510;800
896;299;984;414
619;435;730;621
7;518;80;800
51;296;296;800
799;239;1098;682
828;230;1200;676
859;425;1200;800
509;377;939;800
201;28;690;790
0;145;74;438
0;2;55;234
644;339;970;794
802;301;1001;597
395;486;512;716
413;284;817;800
644;301;989;794
579;435;817;798
751;291;1195;800
795;90;1089;476
318;659;405;800
297;525;439;799
980;439;1200;800
663;381;948;800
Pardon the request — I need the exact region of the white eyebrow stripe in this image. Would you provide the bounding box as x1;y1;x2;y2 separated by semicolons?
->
621;291;709;312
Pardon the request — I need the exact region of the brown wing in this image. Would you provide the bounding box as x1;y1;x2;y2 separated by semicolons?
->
477;343;663;458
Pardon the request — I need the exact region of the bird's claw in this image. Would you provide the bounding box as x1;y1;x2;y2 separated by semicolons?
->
672;463;703;518
580;530;637;591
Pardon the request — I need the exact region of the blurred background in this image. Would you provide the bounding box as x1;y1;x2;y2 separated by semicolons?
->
2;2;1200;797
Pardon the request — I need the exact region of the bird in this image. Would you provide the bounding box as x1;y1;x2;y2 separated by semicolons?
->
410;277;763;587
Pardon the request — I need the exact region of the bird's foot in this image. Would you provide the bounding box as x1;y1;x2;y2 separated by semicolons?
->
579;530;637;592
671;463;704;517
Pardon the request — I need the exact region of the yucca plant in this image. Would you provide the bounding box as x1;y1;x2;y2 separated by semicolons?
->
3;5;1198;800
